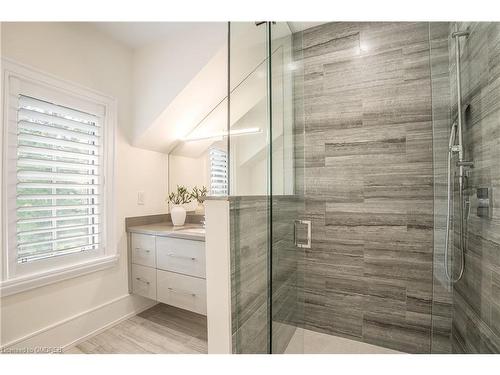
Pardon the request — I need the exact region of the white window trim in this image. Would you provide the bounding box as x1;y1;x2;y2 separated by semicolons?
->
0;58;118;297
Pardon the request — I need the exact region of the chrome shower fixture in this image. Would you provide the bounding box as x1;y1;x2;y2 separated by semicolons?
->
444;26;474;283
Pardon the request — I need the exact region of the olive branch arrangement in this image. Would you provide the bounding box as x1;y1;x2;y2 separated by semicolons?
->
191;186;208;204
168;185;192;205
167;185;208;205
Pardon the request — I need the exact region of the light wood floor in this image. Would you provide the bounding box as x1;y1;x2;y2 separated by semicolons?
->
66;304;207;354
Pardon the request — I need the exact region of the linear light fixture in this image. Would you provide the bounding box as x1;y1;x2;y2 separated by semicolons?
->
182;127;262;142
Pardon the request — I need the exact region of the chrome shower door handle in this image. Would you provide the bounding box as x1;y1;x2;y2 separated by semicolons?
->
294;219;311;249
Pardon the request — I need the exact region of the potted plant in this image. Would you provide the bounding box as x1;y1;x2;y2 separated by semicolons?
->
168;185;192;226
191;186;208;214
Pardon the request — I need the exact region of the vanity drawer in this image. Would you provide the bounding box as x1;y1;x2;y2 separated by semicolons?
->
132;264;157;300
156;270;207;315
156;236;205;278
131;233;156;267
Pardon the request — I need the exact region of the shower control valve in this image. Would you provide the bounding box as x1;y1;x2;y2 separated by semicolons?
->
476;187;493;218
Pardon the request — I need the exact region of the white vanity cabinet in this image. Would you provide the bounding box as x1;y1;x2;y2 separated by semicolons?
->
129;231;206;315
131;264;157;300
156;269;207;315
156;237;206;278
131;233;156;267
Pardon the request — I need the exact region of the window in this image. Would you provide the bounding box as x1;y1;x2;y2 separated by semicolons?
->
16;95;101;263
1;60;117;295
209;147;228;196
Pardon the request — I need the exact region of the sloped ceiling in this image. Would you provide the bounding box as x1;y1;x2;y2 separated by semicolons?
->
91;22;227;153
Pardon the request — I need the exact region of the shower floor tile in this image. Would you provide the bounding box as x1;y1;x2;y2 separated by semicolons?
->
284;327;402;354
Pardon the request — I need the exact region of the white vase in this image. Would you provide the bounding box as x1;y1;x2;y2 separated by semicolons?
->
170;205;186;226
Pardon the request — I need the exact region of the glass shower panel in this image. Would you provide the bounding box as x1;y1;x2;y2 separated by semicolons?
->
269;22;305;354
228;21;271;354
229;22;269;196
430;22;500;353
228;21;306;354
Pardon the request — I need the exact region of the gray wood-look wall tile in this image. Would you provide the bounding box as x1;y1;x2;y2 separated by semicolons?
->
294;21;435;354
230;197;270;353
230;195;305;354
438;22;500;354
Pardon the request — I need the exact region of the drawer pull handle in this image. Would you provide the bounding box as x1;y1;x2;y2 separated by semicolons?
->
167;253;196;261
135;277;150;285
167;287;196;297
135;248;151;254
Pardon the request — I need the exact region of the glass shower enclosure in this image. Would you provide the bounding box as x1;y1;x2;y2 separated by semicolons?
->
227;21;500;354
228;21;305;354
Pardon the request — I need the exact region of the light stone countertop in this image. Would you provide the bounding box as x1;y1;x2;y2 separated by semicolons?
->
127;222;205;242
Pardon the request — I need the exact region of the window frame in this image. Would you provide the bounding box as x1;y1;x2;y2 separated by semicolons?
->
1;59;118;296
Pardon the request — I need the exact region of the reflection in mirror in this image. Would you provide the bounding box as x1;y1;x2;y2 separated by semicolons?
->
168;97;228;210
229;22;295;196
168;21;296;200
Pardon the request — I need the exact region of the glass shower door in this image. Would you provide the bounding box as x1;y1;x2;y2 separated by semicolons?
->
269;22;305;354
228;21;271;354
228;21;305;354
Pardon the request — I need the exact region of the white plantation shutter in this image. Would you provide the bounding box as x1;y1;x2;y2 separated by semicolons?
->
15;95;102;263
209;148;228;196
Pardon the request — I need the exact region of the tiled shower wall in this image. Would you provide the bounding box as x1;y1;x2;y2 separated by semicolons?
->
230;197;269;353
230;196;304;354
446;22;500;353
294;22;435;353
271;196;304;353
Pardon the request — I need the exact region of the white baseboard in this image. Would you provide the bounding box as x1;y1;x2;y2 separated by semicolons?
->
2;294;157;352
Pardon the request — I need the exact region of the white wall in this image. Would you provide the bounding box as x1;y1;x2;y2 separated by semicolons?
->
131;24;226;148
168;154;208;212
0;22;168;348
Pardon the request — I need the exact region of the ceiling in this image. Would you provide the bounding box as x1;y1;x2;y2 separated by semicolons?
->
91;22;226;49
92;22;325;49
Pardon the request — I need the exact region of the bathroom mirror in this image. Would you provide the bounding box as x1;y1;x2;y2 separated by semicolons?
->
168;22;295;199
168;97;228;211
